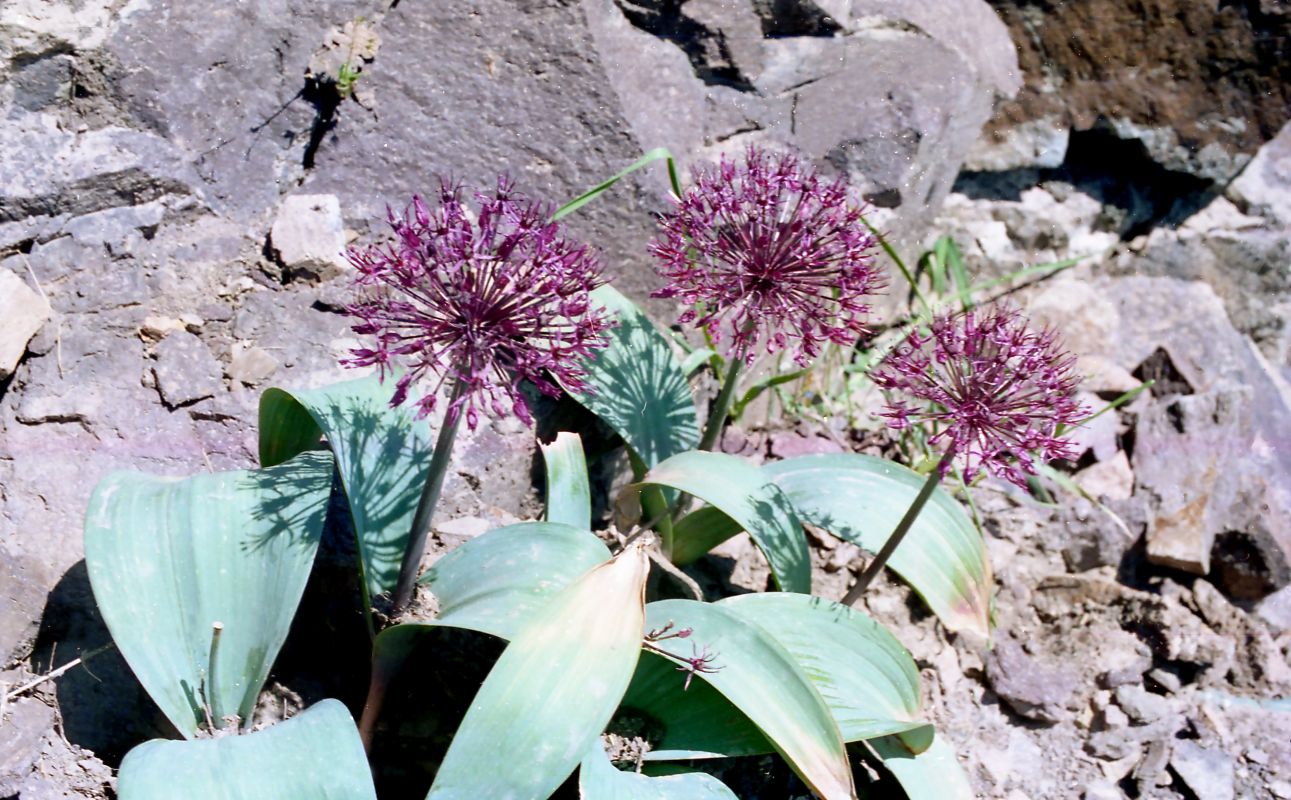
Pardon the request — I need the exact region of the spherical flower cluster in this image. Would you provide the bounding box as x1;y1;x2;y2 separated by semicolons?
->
344;178;612;429
649;146;884;366
871;305;1086;487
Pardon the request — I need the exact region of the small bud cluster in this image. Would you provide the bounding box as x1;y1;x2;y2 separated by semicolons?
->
644;620;722;691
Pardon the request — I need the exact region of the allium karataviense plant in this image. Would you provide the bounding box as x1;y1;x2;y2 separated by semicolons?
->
843;303;1084;605
649;146;884;450
345;178;612;609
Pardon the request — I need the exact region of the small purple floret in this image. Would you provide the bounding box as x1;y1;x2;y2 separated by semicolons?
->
343;178;612;429
649;146;885;366
871;304;1086;488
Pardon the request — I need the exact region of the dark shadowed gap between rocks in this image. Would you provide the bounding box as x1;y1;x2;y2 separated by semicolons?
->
612;0;840;92
953;121;1220;240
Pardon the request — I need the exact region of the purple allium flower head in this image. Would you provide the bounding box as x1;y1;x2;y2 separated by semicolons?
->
871;304;1087;488
343;178;612;429
649;146;885;366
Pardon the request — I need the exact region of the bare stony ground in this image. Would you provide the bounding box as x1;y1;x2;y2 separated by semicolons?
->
2;1;1291;798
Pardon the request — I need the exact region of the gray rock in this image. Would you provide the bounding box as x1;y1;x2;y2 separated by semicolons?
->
1133;739;1171;788
581;0;1018;263
1170;740;1235;800
1105;277;1291;589
1114;685;1174;725
11;52;75;112
1146;668;1183;694
985;636;1081;723
843;0;1022;97
1098;703;1129;731
0;551;45;665
63;200;166;250
1256;585;1291;635
789;32;995;234
1057;501;1136;572
269;194;348;283
965;117;1069;171
1135;388;1250;575
1228;120;1291;228
0;269;50;381
1074;451;1134;503
1098;630;1153;689
1082;781;1123;800
226;344;280;386
104;0;346;223
0;694;56;795
0;114;199;223
152;331;223;408
767;431;843;459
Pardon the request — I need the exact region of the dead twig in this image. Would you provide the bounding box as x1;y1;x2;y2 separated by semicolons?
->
3;643;115;703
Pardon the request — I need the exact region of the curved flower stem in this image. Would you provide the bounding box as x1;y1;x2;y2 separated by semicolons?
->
698;352;746;452
841;451;953;606
391;381;467;613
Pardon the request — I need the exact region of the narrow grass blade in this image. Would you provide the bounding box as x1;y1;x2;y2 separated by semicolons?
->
731;368;809;418
84;451;332;737
679;347;719;377
541;432;592;530
117;700;376;799
426;544;650;799
553;147;681;221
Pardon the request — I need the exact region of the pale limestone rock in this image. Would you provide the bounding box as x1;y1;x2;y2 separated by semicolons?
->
269;194;348;283
1076;451;1134;502
0;269;50;381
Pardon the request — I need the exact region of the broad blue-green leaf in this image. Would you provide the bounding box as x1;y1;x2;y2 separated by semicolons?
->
870;734;973;800
671;506;744;566
542;432;592;530
259;372;434;598
568;286;699;469
640;451;810;593
84;451;332;737
764;454;991;635
427;544;650;800
117;699;376;799
579;743;737;799
719;593;932;752
421;522;611;640
363;524;614;745
639;600;854;799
